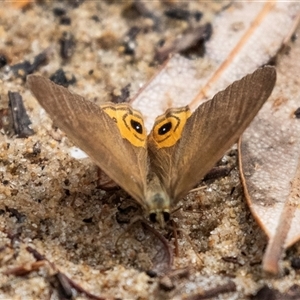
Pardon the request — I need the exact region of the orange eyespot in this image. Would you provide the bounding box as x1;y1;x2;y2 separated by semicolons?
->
101;103;147;148
150;106;191;148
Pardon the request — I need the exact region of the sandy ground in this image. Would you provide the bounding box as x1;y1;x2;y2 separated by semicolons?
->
0;1;300;300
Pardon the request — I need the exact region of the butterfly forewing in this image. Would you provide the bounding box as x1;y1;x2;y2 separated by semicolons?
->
27;75;148;205
148;66;276;203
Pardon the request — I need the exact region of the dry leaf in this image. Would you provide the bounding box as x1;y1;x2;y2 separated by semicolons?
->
239;25;300;274
132;2;299;131
131;55;203;132
204;2;300;97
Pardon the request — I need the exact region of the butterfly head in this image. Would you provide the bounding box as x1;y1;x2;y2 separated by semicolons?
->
145;172;171;227
147;194;170;227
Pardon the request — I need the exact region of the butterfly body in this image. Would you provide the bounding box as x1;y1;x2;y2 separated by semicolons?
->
28;66;276;226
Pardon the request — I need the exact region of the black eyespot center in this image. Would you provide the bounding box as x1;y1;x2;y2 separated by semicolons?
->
158;121;172;135
130;119;143;134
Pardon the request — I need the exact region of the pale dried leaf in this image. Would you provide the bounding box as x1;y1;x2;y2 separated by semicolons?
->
132;3;299;132
130;55;203;132
204;2;300;96
239;25;300;274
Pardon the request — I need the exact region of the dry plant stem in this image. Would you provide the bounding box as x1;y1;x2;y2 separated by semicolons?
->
67;276;113;300
141;220;174;270
262;163;300;274
188;186;206;194
262;204;294;274
115;217;173;273
3;261;46;276
26;246;47;261
182;280;236;300
166;267;190;279
25;246;113;300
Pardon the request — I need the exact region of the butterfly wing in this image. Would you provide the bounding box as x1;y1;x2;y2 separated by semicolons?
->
27;75;148;205
148;66;276;203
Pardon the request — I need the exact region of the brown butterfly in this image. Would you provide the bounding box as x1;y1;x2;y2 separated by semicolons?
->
28;66;276;226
